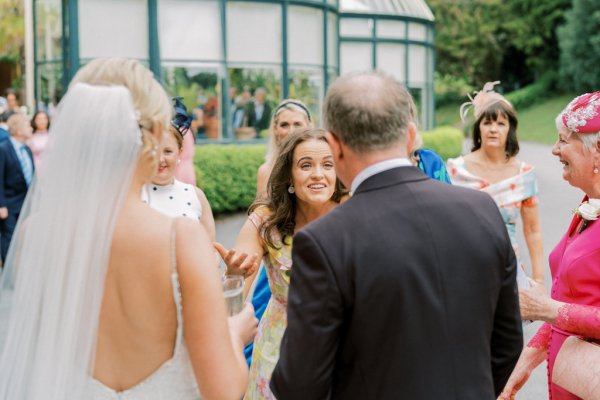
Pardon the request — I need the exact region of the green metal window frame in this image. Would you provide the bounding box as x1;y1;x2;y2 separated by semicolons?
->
33;0;434;133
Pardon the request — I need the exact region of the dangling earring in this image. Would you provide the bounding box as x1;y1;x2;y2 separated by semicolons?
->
594;161;599;174
177;159;181;165
288;185;295;194
151;145;158;157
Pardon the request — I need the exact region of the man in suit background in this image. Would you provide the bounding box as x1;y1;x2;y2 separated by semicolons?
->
270;71;523;399
0;113;34;264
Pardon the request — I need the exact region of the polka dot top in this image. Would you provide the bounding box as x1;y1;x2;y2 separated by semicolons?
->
142;179;202;221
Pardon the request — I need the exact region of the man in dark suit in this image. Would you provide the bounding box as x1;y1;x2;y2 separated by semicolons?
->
0;113;34;263
270;71;523;399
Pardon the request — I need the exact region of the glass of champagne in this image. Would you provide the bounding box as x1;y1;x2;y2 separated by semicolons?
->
222;275;244;316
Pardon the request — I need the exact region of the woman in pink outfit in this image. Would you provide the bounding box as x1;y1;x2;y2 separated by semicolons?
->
28;111;50;168
175;129;196;185
499;92;600;400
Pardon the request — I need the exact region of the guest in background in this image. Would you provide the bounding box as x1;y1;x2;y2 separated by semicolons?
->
499;92;600;400
143;98;215;240
28;111;51;168
215;128;347;399
251;87;271;133
170;97;198;186
447;81;544;288
0;113;34;263
4;89;20;114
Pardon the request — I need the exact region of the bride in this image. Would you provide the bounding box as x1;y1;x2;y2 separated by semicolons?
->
0;58;256;399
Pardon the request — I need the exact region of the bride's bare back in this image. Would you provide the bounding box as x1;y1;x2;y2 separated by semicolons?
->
94;202;176;391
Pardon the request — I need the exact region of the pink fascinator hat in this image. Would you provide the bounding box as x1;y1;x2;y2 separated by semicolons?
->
559;92;600;134
459;81;513;123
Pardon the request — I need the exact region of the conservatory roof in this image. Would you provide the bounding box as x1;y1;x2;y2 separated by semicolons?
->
339;0;434;21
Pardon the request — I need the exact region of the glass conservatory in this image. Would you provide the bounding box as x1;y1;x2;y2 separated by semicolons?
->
33;0;435;140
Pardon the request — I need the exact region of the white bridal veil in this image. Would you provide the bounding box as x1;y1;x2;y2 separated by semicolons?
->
0;83;142;399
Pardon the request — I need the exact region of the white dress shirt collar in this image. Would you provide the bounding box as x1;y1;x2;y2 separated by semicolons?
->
350;158;413;194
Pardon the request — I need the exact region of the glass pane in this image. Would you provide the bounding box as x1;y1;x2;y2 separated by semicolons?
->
376;43;405;81
327;12;338;67
228;68;281;140
340;17;372;38
36;62;63;116
340;42;372;75
79;0;148;59
408;22;427;41
35;0;62;61
162;65;222;140
376;20;405;39
158;0;222;61
288;6;323;65
288;69;323;127
408;45;426;85
227;2;281;64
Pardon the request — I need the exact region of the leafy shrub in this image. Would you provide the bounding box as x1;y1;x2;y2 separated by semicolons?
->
434;72;475;108
196;126;462;214
421;126;463;160
505;71;558;110
195;144;265;214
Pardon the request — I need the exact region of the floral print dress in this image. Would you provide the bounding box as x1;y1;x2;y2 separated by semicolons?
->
245;207;292;400
446;156;538;288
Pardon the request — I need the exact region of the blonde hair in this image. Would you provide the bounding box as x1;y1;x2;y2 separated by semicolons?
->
70;58;171;158
7;113;29;137
265;99;312;164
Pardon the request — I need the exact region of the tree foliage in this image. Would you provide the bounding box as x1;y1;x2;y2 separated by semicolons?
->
428;0;570;89
558;0;600;92
0;0;24;62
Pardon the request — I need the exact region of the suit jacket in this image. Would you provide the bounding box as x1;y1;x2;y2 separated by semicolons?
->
0;139;33;212
271;166;523;400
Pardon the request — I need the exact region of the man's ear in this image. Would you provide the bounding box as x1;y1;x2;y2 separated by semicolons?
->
325;131;343;161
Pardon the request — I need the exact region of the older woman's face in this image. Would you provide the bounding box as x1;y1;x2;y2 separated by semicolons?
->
552;126;595;189
291;139;336;208
479;112;509;150
274;109;309;144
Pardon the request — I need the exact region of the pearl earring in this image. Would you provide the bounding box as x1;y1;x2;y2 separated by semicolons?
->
151;145;158;157
288;185;295;194
177;159;181;165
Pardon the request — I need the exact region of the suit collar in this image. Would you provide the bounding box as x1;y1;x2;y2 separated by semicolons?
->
353;166;428;195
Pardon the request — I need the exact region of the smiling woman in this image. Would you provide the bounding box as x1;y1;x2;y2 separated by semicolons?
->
447;81;545;290
214;128;347;400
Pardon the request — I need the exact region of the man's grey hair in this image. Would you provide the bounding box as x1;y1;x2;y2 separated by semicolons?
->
323;71;416;153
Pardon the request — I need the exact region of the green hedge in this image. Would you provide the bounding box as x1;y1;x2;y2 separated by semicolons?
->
421;126;463;160
195;144;265;214
195;126;463;214
505;72;557;110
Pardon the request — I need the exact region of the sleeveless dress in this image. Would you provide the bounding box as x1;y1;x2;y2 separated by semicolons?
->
85;220;201;399
446;156;538;288
245;207;292;400
142;179;202;221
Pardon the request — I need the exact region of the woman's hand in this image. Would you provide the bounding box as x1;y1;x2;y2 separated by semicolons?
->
228;303;258;347
497;345;547;400
214;242;260;278
519;281;562;323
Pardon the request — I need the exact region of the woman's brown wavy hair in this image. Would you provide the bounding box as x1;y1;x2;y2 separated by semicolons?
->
249;128;347;249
